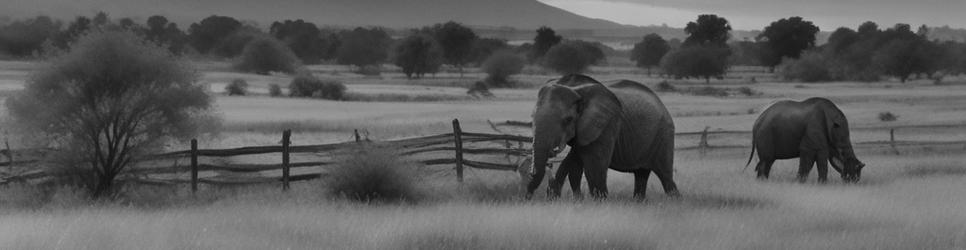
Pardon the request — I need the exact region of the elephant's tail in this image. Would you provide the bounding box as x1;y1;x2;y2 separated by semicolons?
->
744;139;756;171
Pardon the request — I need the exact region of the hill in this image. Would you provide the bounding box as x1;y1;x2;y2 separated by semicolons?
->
0;0;630;30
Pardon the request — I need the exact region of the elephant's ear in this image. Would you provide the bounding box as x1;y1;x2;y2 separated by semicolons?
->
803;107;831;150
573;83;621;146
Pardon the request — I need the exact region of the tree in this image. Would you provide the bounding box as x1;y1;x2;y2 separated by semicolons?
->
757;16;820;70
431;21;477;77
210;26;263;58
661;46;730;84
5;30;214;198
469;38;509;65
482;51;525;87
270;19;327;64
233;36;300;75
569;40;606;65
187;15;242;54
145;15;188;54
683;14;732;47
530;26;562;63
630;33;671;75
0;16;62;57
872;26;941;83
542;41;597;74
336;27;391;69
666;15;733;83
392;34;443;79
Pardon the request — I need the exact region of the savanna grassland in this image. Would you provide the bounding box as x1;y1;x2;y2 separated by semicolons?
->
1;60;965;249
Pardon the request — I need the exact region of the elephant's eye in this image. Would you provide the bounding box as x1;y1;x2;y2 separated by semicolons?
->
833;123;841;128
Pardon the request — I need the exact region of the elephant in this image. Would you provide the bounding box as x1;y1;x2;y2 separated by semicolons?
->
524;74;679;200
746;97;866;183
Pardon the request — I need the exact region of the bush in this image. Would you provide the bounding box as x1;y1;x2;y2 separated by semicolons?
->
233;36;300;75
737;86;759;96
268;83;282;97
779;51;832;82
685;86;729;97
225;79;248;96
878;112;898;122
288;74;346;100
326;146;419;202
655;80;677;92
482;51;525;87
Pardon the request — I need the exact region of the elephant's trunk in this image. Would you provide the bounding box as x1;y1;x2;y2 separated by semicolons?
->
527;140;551;198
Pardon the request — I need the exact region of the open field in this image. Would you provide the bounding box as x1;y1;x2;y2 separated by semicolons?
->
1;60;965;249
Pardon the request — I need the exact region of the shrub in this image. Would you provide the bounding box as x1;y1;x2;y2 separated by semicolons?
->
5;30;214;198
878;112;898;122
326;146;419;202
233;36;300;75
225;79;248;96
268;83;282;97
685;86;729;97
779;50;832;82
482;51;525;87
655;80;677;92
737;86;759;96
288;74;346;100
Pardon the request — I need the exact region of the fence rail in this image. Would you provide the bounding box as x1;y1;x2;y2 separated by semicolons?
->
2;119;965;190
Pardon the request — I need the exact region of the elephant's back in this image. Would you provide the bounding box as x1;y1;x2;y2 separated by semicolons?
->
753;100;810;158
604;80;671;119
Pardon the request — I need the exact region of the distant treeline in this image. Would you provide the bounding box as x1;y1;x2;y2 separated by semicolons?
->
1;12;964;84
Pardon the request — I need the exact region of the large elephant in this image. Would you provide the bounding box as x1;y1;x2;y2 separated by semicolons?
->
746;97;866;183
525;74;679;200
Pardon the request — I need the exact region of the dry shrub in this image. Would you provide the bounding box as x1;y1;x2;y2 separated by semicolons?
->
268;83;282;97
225;78;248;96
878;112;898;122
325;145;420;202
655;80;677;92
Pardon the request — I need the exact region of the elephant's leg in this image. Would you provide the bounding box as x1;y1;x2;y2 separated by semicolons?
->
548;153;579;200
653;169;680;197
580;151;611;200
633;170;651;201
815;150;830;183
756;159;775;179
568;162;583;200
797;150;817;183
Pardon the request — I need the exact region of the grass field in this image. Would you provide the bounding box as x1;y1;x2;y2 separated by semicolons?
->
0;60;965;249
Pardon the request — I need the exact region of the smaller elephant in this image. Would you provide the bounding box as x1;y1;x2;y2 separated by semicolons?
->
746;97;866;183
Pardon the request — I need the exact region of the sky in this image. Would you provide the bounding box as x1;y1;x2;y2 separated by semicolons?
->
538;0;966;31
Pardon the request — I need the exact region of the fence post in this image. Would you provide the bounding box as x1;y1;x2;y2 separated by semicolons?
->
190;139;198;193
452;119;464;183
890;128;900;155
4;138;12;169
699;126;710;156
282;129;291;191
354;129;361;142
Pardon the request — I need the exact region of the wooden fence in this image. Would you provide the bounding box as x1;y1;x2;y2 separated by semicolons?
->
2;119;965;190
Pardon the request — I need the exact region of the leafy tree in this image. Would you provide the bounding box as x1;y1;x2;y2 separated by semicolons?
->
630;33;671;75
188;15;242;54
530;26;562;63
757;16;820;70
482;51;525;87
728;40;763;66
0;16;62;57
542;41;597;74
683;14;732;47
270;19;327;64
233;36;300;75
5;30;214;198
872;24;941;83
469;38;509;65
569;40;606;65
393;34;443;79
431;21;477;77
825;27;859;54
336;27;391;69
665;15;733;83
210;26;263;58
661;46;730;84
145;15;188;54
92;12;110;27
52;16;93;48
